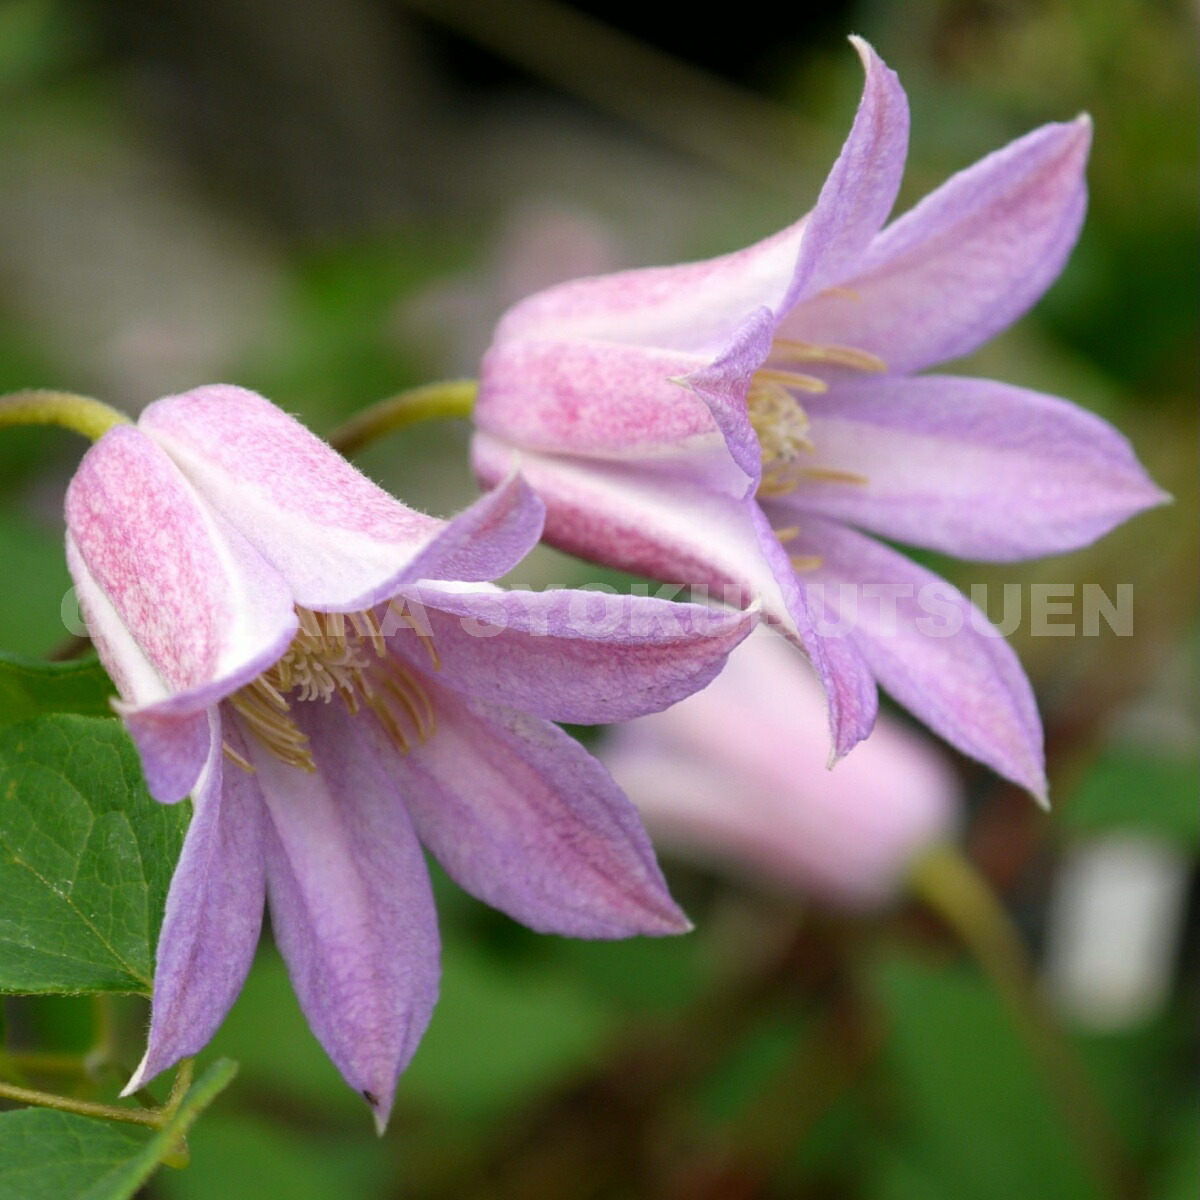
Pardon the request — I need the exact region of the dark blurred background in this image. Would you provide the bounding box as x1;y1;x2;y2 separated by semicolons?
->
0;1;1195;1197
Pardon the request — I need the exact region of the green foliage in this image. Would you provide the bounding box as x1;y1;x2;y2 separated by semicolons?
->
864;953;1099;1200
1063;746;1199;849
0;652;113;729
0;515;74;658
0;715;187;994
0;1058;236;1200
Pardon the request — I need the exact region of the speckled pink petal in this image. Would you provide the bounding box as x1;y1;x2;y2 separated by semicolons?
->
122;718;267;1095
395;673;688;938
66;425;297;701
140;385;448;611
253;699;440;1134
476;336;749;493
785;118;1091;373
765;374;1169;560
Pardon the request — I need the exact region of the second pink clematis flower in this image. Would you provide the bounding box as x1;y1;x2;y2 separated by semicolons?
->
471;38;1166;800
64;385;754;1129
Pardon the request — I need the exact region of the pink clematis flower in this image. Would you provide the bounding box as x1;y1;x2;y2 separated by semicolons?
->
64;385;753;1129
471;39;1166;800
601;628;960;910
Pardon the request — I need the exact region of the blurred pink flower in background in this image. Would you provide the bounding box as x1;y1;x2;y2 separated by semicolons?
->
601;629;961;910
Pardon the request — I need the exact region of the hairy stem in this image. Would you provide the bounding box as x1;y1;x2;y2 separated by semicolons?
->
0;390;130;441
328;380;478;456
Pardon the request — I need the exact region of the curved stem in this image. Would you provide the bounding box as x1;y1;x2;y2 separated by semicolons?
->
0;1056;196;1135
0;390;130;441
328;380;478;457
0;1078;162;1128
908;843;1132;1200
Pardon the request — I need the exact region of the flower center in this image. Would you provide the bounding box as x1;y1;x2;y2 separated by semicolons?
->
748;338;885;498
226;605;436;773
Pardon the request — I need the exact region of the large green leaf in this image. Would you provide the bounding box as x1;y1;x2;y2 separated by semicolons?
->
0;652;114;729
0;1058;237;1200
0;715;188;993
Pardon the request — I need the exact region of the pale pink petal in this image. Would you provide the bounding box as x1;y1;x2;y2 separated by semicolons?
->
793;518;1047;798
140;385;446;610
767;375;1169;559
784;118;1091;373
393;580;754;724
251;700;440;1133
396;672;687;938
122;718;267;1094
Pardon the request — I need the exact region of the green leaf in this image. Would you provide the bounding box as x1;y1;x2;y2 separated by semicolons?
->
0;652;114;729
0;1111;148;1200
0;715;188;994
0;1058;237;1200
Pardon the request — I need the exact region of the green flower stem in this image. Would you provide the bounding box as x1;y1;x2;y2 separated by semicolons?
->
328;380;478;456
908;843;1131;1200
0;390;130;441
0;1057;195;1134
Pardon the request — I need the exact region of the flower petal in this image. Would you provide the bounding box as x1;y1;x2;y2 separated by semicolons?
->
395;468;547;585
792;518;1047;798
785;117;1091;374
392;580;754;724
65;425;297;700
787;37;909;305
140;385;447;610
397;673;687;938
472;434;878;757
490;219;807;358
767;374;1168;559
250;700;440;1133
122;717;267;1094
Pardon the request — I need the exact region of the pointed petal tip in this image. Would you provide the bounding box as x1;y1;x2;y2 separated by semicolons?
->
365;1089;394;1137
118;1049;155;1099
846;33;883;71
638;899;694;937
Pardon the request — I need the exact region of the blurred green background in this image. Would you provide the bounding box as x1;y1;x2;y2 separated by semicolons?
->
0;0;1195;1197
